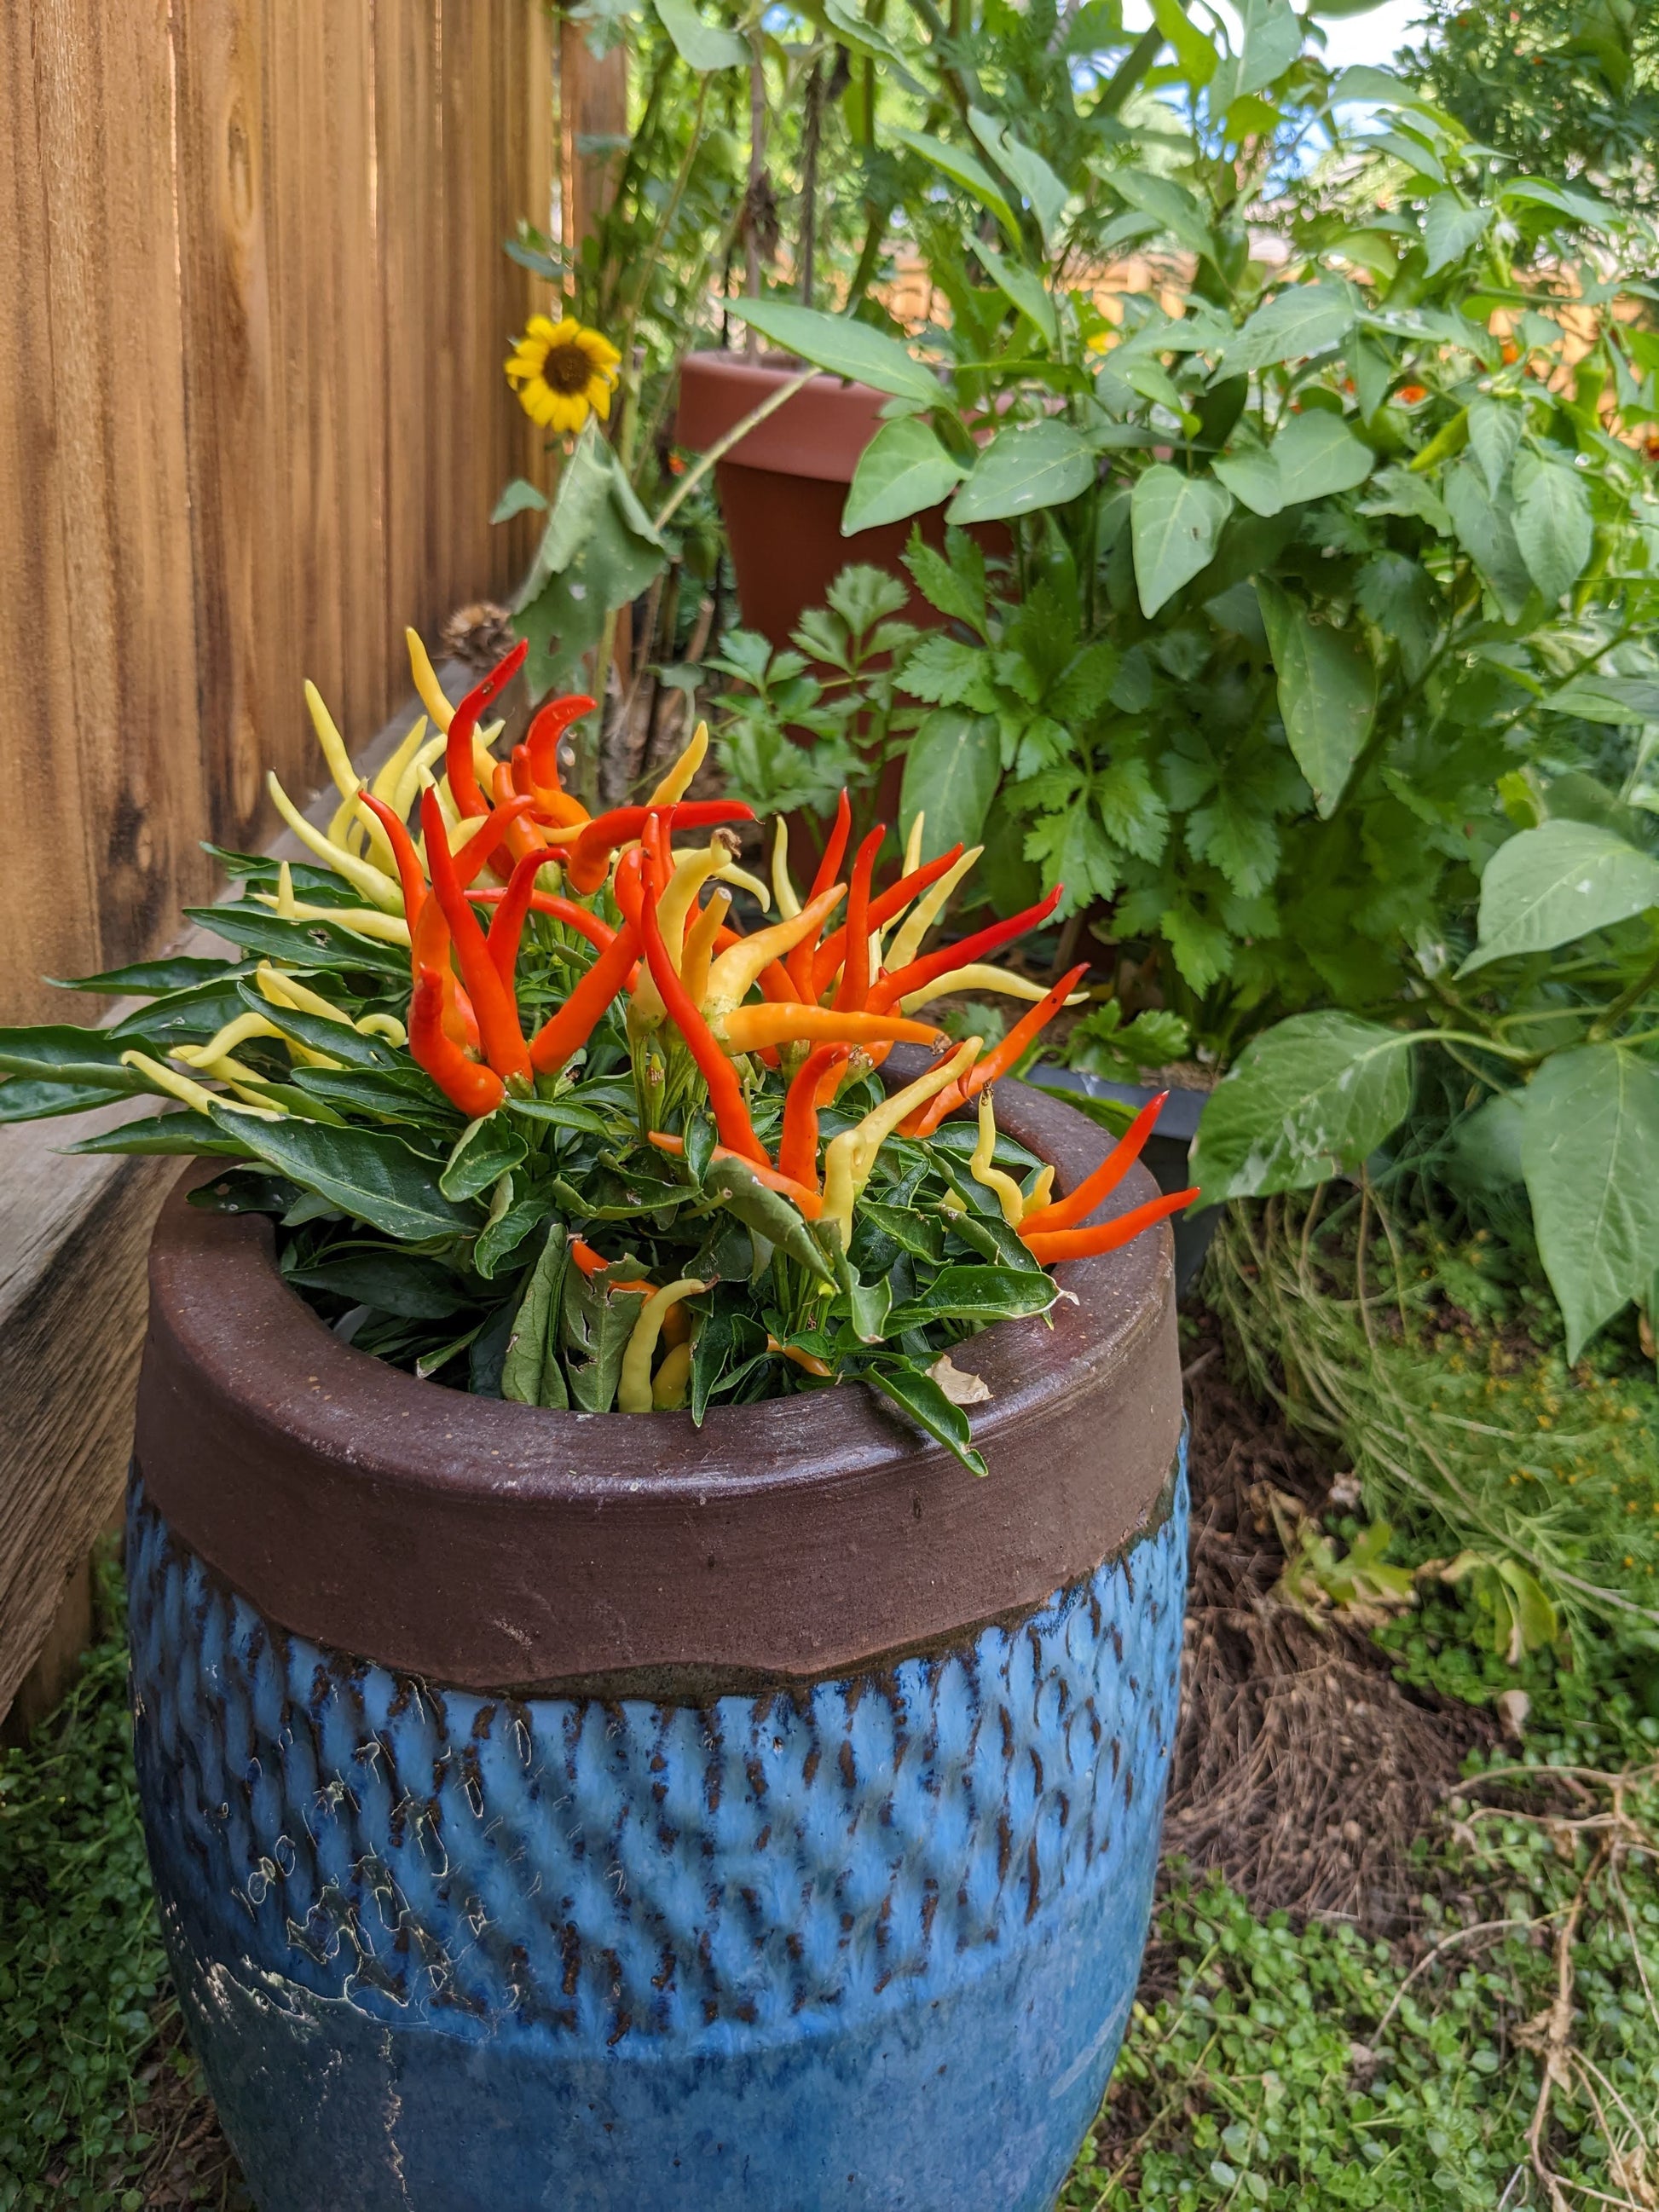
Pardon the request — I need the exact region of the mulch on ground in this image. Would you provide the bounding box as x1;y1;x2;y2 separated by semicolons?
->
1164;1314;1494;1937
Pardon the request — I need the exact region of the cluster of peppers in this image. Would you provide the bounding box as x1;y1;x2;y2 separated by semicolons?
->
310;637;1195;1277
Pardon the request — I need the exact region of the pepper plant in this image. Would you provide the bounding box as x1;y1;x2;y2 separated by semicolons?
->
0;638;1188;1476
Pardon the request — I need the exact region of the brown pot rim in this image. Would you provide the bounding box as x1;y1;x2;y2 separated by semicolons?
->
134;1075;1182;1695
673;349;897;486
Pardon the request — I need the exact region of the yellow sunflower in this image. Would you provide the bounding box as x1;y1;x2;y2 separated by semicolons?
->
505;315;621;433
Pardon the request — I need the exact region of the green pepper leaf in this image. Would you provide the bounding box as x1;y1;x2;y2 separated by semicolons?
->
184;904;408;977
440;1115;529;1202
887;1264;1057;1330
476;1192;552;1281
866;1363;989;1478
561;1269;649;1412
0;1076;128;1123
502;1223;570;1409
0;1025;150;1093
65;1110;251;1158
232;981;403;1069
284;1249;471;1320
701;1158;835;1281
205;1109;481;1240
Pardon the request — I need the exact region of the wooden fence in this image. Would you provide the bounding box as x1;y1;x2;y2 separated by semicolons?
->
0;0;558;1724
0;0;554;1027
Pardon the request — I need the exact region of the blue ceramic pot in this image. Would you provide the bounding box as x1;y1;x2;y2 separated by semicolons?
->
129;1080;1185;2210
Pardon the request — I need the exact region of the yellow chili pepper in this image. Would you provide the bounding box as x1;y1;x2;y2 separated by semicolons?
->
819;1038;978;1245
885;846;983;972
618;1279;708;1412
969;1094;1027;1227
646;720;708;806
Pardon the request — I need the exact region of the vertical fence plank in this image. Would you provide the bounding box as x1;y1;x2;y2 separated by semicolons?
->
0;0;558;1715
0;6;96;1021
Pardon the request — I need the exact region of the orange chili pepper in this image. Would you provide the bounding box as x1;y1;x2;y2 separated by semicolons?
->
421;788;531;1085
483;849;559;989
905;964;1087;1137
1020;1187;1196;1265
1020;1090;1168;1233
778;1043;850;1193
716;1005;940;1055
409;967;506;1118
569;1235;650;1285
648;1132;824;1216
410;882;479;1053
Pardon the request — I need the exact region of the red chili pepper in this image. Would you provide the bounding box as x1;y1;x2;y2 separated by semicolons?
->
778;1043;849;1193
811;790;852;904
618;837;768;1165
358;792;426;921
905;965;1089;1138
421;788;531;1084
867;884;1064;1014
409;887;480;1052
1020;1090;1168;1233
556;800;754;895
467;887;617;953
831;828;885;1012
409;967;506;1118
809;845;963;1001
1020;1187;1197;1266
528;887;642;1077
445;638;528;819
784;792;853;1000
452;795;539;888
526;692;598;790
483;849;558;988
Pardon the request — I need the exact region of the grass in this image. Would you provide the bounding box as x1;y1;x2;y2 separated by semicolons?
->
6;1246;1659;2208
0;1568;171;2209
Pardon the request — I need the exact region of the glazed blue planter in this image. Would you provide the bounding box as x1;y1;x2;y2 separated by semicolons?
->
129;1080;1186;2210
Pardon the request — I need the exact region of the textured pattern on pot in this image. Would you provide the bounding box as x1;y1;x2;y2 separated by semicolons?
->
129;1077;1186;2211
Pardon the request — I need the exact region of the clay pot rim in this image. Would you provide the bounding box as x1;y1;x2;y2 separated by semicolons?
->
151;1078;1164;1504
135;1072;1182;1689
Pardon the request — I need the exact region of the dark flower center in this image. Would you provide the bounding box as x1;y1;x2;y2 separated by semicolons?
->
543;340;594;396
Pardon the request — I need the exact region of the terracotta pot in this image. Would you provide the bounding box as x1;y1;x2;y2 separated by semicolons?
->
675;350;962;650
129;1076;1186;2211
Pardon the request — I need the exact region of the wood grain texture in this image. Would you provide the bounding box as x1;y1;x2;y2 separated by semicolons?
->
0;0;554;1024
0;0;554;1707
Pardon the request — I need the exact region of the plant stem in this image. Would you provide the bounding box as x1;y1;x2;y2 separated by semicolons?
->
1589;944;1659;1042
653;367;818;531
745;28;766;355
